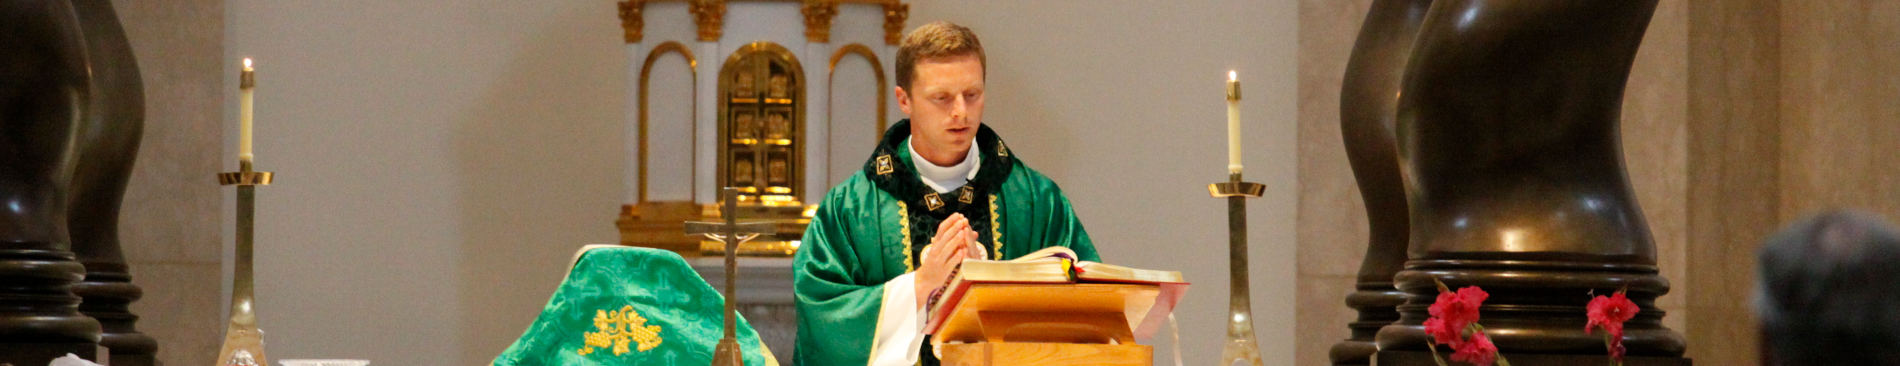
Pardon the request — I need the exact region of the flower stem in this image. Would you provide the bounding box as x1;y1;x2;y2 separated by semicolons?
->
1425;341;1449;366
1601;332;1623;366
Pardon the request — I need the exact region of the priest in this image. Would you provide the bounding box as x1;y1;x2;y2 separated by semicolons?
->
792;21;1101;366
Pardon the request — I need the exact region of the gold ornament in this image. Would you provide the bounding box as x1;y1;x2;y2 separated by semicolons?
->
578;305;664;356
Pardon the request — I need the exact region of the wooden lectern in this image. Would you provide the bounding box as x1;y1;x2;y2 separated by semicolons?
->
932;283;1171;366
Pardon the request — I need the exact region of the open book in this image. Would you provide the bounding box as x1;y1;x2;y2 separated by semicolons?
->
922;246;1188;339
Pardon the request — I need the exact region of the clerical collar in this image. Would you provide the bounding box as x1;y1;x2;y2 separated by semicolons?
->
906;138;981;194
861;119;1014;216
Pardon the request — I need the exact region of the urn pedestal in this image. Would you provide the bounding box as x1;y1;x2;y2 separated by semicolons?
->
1328;0;1433;364
0;0;108;365
66;0;158;364
1370;0;1689;363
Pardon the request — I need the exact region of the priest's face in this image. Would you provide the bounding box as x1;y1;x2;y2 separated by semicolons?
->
897;53;985;166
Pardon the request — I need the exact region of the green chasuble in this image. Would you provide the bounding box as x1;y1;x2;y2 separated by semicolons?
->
493;246;776;366
793;120;1101;365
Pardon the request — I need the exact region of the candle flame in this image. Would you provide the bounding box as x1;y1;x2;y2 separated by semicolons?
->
1229;70;1237;82
243;58;253;71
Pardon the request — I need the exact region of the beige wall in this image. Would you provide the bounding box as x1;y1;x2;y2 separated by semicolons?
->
1298;1;1900;365
225;1;626;364
1292;3;1372;365
1684;0;1780;364
1778;1;1900;219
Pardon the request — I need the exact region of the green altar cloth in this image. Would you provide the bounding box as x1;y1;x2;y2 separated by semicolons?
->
493;246;777;366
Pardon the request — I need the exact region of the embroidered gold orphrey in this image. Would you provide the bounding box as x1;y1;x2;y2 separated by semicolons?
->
578;305;664;356
898;200;914;272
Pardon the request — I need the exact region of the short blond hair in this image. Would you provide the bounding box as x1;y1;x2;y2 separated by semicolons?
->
895;21;985;91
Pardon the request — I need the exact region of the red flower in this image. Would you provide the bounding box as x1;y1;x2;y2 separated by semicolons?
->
1586;291;1639;337
1429;286;1488;332
1456;286;1491;307
1426;284;1504;365
1586;290;1640;364
1423;317;1464;347
1450;332;1499;366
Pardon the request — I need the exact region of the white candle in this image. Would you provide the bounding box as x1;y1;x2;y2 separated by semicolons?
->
1227;71;1242;175
240;58;255;164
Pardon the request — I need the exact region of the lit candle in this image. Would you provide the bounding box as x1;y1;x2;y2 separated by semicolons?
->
240;58;256;165
1227;70;1242;175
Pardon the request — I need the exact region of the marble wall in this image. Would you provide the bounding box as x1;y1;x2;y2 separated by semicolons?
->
1684;0;1780;364
1778;1;1900;219
114;1;227;366
1299;1;1900;365
1292;3;1373;366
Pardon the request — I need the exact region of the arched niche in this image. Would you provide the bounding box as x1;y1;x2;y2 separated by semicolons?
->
826;43;887;187
638;41;698;203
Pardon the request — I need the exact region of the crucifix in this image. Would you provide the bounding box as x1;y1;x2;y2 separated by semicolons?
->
684;187;776;366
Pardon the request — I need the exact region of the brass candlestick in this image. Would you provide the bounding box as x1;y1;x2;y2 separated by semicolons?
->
1210;173;1265;366
214;161;273;366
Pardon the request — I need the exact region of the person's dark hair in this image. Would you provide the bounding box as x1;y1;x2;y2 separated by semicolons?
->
1758;209;1900;365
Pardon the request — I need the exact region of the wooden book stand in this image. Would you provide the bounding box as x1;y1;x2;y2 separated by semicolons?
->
933;283;1160;366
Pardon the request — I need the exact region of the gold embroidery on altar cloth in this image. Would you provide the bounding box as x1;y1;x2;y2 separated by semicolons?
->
577;305;663;356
